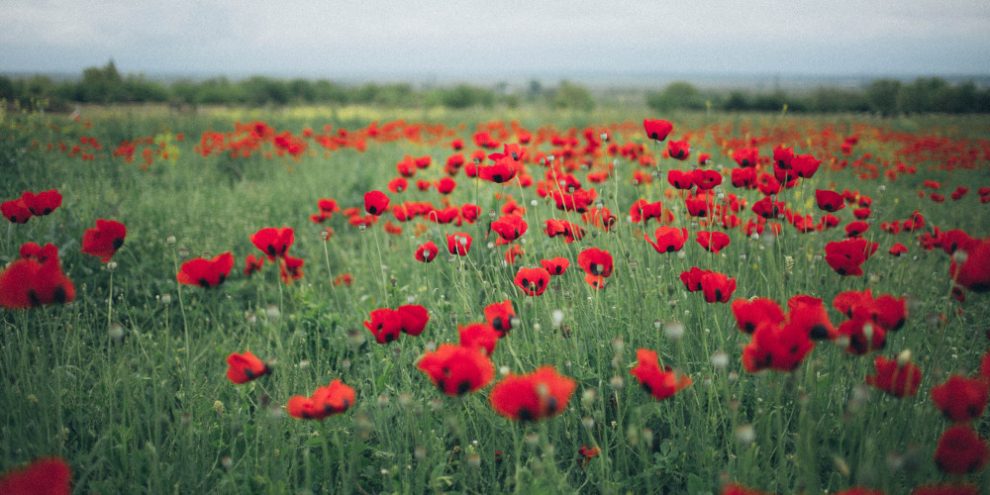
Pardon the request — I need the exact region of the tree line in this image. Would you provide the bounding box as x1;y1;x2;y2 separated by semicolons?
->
2;61;988;115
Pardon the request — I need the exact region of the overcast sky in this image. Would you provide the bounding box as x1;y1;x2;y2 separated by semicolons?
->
2;0;989;80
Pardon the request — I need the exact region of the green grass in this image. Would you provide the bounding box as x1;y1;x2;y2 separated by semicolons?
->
1;105;989;494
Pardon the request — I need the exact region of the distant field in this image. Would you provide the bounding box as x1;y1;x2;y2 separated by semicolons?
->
1;105;989;494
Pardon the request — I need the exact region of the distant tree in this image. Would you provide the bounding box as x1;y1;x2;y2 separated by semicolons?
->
78;60;125;103
646;81;706;111
866;79;902;115
551;81;594;111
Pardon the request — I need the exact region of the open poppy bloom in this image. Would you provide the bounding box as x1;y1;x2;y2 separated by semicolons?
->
491;214;528;243
484;300;516;336
514;267;551;296
490;366;576;421
1;198;32;223
243;254;265;276
931;375;989;422
696;231;730;254
177;252;234;288
667;169;695;190
287;379;356;420
540;257;569;276
0;457;71;495
645;227;688;253
417;344;494;396
364;190;390;215
629;199;664;223
816;189;845;212
866;356;922;397
577;247;613;278
478;157;519;184
21;190;63;216
446;232;473;256
460;322;500;355
545;219;585;243
415;241;439;262
667;139;690;160
742;320;814;373
630;349;692;401
364;308;403;344
643;119;673;141
0;247;75;309
950;239;990;293
19;242;59;264
81;219;127;262
436;177;457;195
251;227;294;261
700;271;736;303
934;425;989;474
731;298;786;334
226;351;271;384
278;254;304;284
825;238;878;276
396;304;429;336
732;147;760;168
691;169;722;190
888;243;908;256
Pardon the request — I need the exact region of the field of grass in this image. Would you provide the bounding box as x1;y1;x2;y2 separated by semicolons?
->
1;104;989;494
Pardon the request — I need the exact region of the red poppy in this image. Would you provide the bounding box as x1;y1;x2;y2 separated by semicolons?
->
21;189;62;216
751;197;784;219
732;147;759;168
278;254;304;284
244;253;265;276
722;484;770;495
550;188;597;213
317;198;339;215
540;257;569;276
645;227;688;254
1;198;32;224
460;323;500;355
889;243;908;256
630;349;692;400
484;300;516;336
816;190;845;212
692;169;722;190
491;214;528;243
490;366;576;421
364;308;402;344
910;484;979;495
931;375;989;422
226;351;271;384
415;241;439;263
577;247;613;278
578;445;601;463
667;140;690;160
837;315;887;355
418;343;494;395
696;231;730;254
791;154;821;179
333;273;353;286
461;204;481;223
582;207;616;231
364;190;390;216
730;167;757;189
950;239;990;293
0;457;71;495
865;356;921;397
700;271;736;303
436;177;457;195
446;232;473;256
667;169;695;190
845;221;870;238
629;199;664;223
19;242;58;264
786;296;836;340
251;227;294;261
514;267;551;296
388;177;408;193
731;298;785;334
478;157;519;184
742;321;814;372
81;219;127;262
0;251;75;309
643;119;673;141
177;252;234;288
825;238;878;277
934;425;989;474
545;219;585;243
287;379;356;420
396;304;429;336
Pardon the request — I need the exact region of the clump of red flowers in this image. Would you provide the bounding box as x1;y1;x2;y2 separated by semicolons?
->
417;344;494;396
629;349;692;401
81;219;127;262
226;351;271;384
0;242;76;309
287;380;356;420
490;366;575;421
177;252;234;288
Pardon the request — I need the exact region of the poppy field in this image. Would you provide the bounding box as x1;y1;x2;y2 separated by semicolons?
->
2;106;990;494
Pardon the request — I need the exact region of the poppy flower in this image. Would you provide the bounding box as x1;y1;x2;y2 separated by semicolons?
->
816;190;845;212
643;119;673;141
732;147;759;168
545;219;585;243
436;177;456;195
251;227;294;261
415;241;439;262
630;349;692;401
696;231;730;254
950;239;990;293
491;215;528;243
629;199;664;223
934;425;989;474
742;321;814;372
461;204;481;223
751;197;784;219
910;484;979;495
791;154;821;179
845;221;870;238
226;351;271;384
732;298;785;334
278;254;304;284
667;169;695;190
645;227;688;253
0;253;75;309
692;169;722;190
177;252;234;288
478;157;519;184
730;167;757;189
700;271;736;303
582;207;616;231
889;243;908;256
417;343;494;395
865;356;921;397
364;190;390;216
722;484;770;495
837;316;887;355
364;308;402;344
577;247;613;278
514;267;551;296
19;242;58;263
396;304;429;336
541;257;569;276
388;177;408;193
287;379;356;420
0;457;71;495
550;189;597;213
484;300;516;336
242;254;265;276
825;238;878;277
578;445;600;465
931;375;989;422
446;232;473;256
21;190;62;216
460;323;500;355
667;140;690;160
490;366;576;421
786;296;836;340
81;219;127;262
1;198;32;224
333;273;353;286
